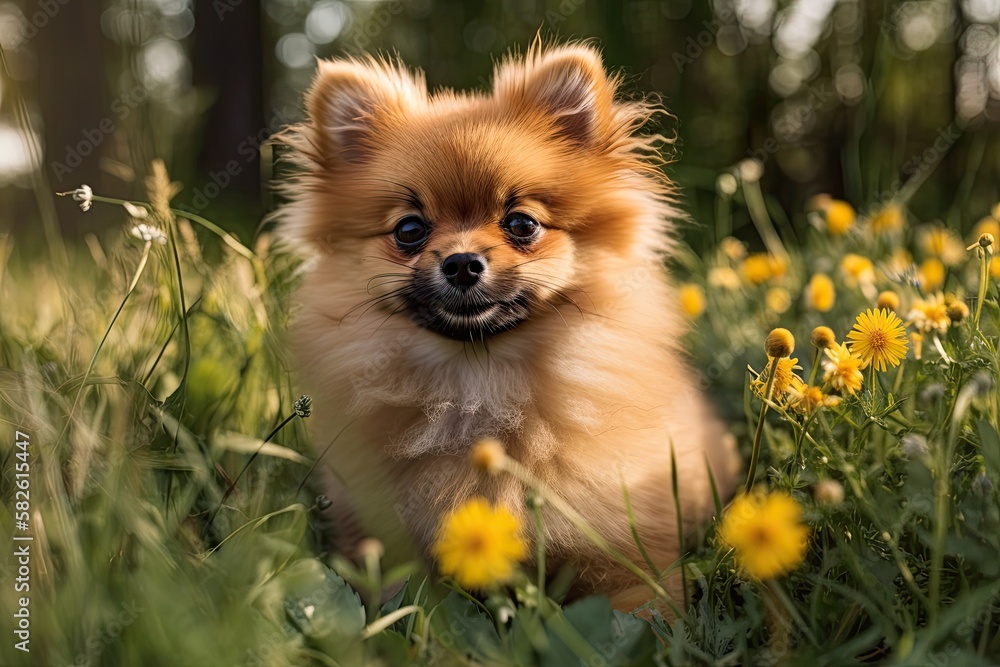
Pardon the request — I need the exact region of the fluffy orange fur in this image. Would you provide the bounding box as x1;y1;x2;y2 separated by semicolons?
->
273;43;739;610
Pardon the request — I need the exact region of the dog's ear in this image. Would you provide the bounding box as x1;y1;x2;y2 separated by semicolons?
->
493;44;617;147
306;58;426;164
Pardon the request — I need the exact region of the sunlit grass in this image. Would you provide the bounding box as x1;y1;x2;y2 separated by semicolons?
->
1;154;999;665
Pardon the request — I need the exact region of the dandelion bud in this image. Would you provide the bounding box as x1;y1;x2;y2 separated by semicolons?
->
876;290;900;312
810;326;835;349
294;394;312;418
471;438;506;474
764;328;795;358
357;537;385;561
814;479;845;505
737;158;764;183
946;300;969;323
717;173;738;196
978;233;994;250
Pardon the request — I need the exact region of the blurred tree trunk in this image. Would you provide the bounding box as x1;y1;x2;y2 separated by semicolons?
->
192;1;264;199
35;0;106;235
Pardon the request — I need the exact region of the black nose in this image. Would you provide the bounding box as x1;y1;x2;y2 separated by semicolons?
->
441;253;486;288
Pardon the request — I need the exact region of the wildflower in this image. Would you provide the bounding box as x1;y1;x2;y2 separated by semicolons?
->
841;253;875;286
806;273;836;312
743;253;773;285
814;479;845;505
764;328;795;358
823;199;856;235
432;498;527;590
708;267;742;290
917;258;946;292
918;224;965;265
470;438;506;474
788;378;827;413
767;255;788;279
59;184;94;212
719;237;747;261
757;357;800;396
811;326;835;349
130;223;168;245
766;287;791;314
871;204;905;234
946;299;969;323
718;492;809;580
910;332;923;360
907;293;950;334
847;308;909;372
822;342;864;395
293;394;312;418
678;283;706;318
876;290;900;312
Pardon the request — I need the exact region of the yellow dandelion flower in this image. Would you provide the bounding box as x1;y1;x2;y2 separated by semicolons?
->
470;438;506;474
743;253;773;285
757;356;800;396
811;326;836;349
876;290;900;312
917;258;946;292
718;492;809;580
719;237;747;261
766;287;792;314
822;342;864;395
806;273;836;312
708;267;742;290
768;255;789;279
918;224;966;266
788;378;827;414
432;498;527;590
841;253;875;286
871;204;905;234
824;199;856;235
946;299;969;323
907;293;951;334
847;308;909;372
678;283;706;318
991;256;1000;280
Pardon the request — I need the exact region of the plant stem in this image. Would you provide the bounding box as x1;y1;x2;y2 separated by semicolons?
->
746;356;779;494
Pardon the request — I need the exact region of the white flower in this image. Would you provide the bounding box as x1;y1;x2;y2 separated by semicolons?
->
123;201;148;219
66;185;93;211
130;223;167;245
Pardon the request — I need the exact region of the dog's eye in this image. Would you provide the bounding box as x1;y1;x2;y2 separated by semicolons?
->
393;215;428;249
502;212;540;241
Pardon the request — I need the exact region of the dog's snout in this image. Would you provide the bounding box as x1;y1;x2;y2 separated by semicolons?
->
441;253;486;288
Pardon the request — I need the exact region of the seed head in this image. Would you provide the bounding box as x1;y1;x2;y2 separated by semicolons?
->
764;328;795;358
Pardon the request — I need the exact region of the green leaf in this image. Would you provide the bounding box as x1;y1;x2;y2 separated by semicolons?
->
280;558;365;641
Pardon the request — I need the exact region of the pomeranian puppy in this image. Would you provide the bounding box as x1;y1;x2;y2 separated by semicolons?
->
274;42;738;610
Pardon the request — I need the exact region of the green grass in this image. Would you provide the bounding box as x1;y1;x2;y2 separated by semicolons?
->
1;157;999;666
